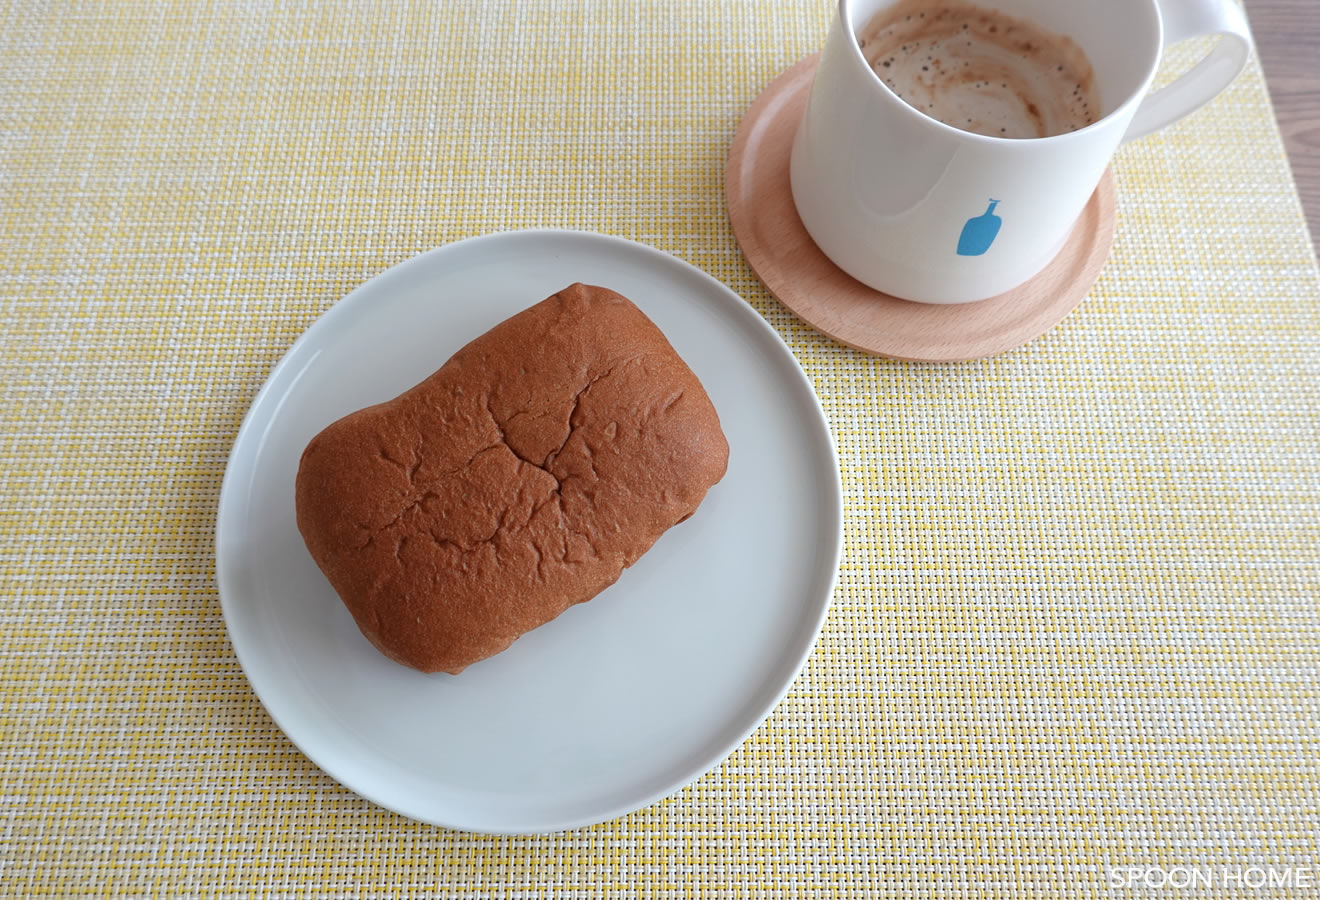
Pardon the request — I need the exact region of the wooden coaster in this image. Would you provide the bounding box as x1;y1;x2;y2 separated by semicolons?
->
726;54;1117;362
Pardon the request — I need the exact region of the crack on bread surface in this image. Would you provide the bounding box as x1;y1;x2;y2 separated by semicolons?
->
295;283;729;674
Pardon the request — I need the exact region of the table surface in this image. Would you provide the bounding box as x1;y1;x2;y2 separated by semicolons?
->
1250;0;1320;250
2;2;1318;897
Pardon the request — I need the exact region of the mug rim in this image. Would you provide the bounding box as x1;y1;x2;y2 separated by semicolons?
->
837;0;1166;145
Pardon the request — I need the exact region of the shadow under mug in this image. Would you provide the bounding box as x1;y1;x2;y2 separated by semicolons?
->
790;0;1253;305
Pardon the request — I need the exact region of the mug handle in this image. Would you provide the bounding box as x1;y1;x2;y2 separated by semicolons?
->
1122;0;1253;142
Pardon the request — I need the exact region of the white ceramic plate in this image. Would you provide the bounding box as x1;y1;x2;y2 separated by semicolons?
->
215;230;842;834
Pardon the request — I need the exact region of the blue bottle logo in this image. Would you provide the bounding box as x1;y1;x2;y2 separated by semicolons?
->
957;199;1002;256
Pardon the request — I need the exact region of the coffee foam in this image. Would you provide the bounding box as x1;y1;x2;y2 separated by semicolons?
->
858;0;1099;139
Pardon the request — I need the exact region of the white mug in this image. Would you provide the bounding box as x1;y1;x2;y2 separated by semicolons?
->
790;0;1253;304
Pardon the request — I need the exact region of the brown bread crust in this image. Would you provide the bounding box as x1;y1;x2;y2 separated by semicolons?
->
295;283;729;673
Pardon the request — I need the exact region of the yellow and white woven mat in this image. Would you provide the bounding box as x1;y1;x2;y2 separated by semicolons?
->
2;1;1318;896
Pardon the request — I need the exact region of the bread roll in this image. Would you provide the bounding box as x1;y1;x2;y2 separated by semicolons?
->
295;283;729;673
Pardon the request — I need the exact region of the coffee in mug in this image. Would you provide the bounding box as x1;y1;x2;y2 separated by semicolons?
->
790;0;1253;304
858;0;1100;139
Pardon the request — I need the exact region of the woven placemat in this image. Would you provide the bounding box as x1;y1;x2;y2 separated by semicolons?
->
2;1;1318;896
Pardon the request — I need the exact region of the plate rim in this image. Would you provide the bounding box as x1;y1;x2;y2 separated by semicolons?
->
214;228;844;833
